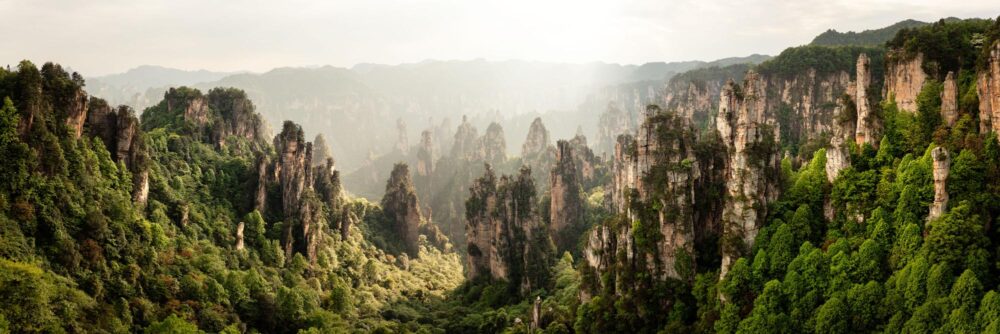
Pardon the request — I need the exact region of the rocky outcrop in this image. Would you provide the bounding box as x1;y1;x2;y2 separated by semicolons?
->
854;53;877;146
978;42;1000;134
941;71;959;127
236;222;245;250
716;72;782;279
253;121;346;263
382;164;424;257
66;88;89;138
163;87;267;148
585;106;709;291
567;135;596;183
466;166;552;293
885;52;927;113
606;134;637;214
549;140;584;251
929;147;950;221
84;98;149;207
826;95;854;183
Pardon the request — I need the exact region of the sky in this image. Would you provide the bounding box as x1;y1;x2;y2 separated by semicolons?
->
1;0;997;76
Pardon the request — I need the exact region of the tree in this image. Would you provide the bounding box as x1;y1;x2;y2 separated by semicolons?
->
950;270;982;310
924;202;988;268
814;296;849;334
144;314;203;334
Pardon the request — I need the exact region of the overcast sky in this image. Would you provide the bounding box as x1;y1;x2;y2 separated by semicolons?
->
1;0;996;76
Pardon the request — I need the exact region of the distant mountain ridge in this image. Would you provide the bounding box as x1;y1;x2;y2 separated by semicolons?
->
810;19;932;46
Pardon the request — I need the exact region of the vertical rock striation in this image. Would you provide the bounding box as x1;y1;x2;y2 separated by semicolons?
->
929;147;950;221
941;71;959;127
465;166;552;293
549;140;584;251
854;53;877;146
716;72;781;279
979;41;1000;134
884;52;928;113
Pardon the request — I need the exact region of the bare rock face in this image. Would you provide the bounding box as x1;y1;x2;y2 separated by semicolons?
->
941;71;959;127
826;96;854;183
549;140;584;251
84;98;149;207
979;41;1000;134
929;147;950;221
716;72;782;279
606;134;637;214
236;222;245;250
382;163;424;257
481;122;507;166
275;122;312;220
466;166;552;293
854;53;877;146
885;52;928;113
66;88;89;138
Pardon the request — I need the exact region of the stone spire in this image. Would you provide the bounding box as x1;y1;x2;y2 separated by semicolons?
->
854;53;876;146
941;71;959;127
929;147;950;221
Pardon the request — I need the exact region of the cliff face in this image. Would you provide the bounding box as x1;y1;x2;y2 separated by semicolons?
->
855;53;877;146
978;42;1000;134
66;88;89;139
382;164;424;257
826;95;855;183
466;166;552;293
716;72;782;278
941;71;959;127
885;52;928;113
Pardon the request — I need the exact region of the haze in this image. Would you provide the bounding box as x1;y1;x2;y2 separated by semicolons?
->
3;0;997;75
